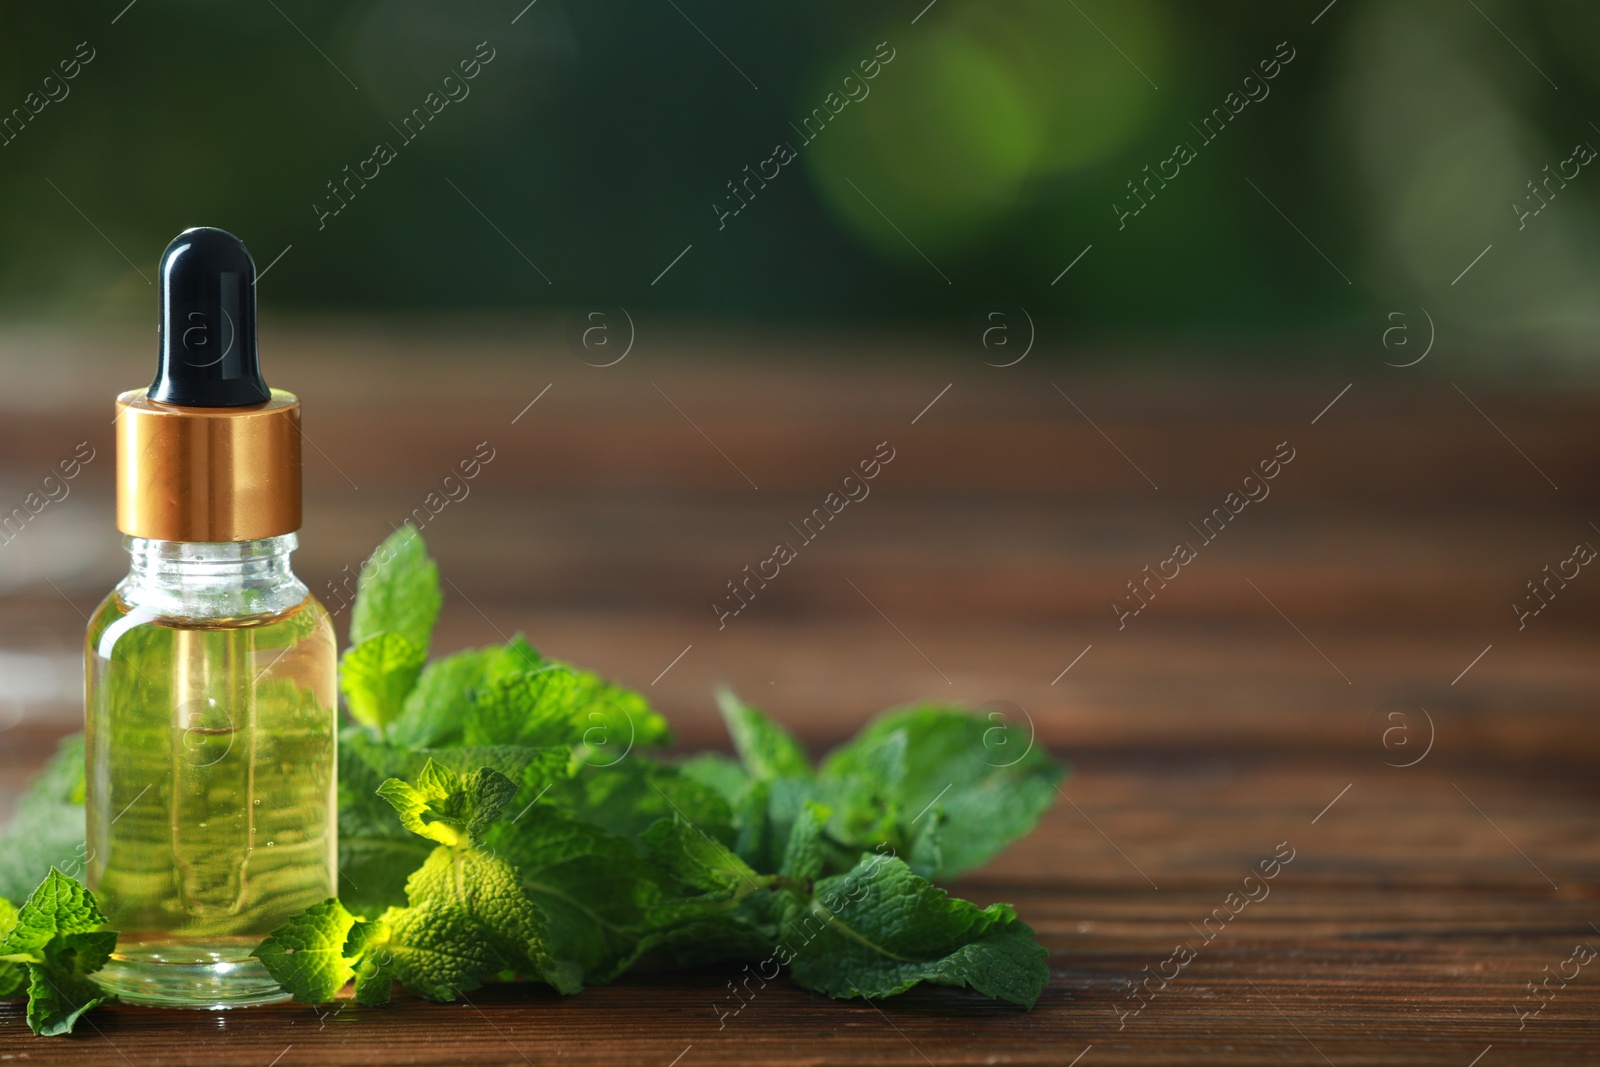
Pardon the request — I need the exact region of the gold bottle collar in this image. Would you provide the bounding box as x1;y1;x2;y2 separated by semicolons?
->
115;388;302;542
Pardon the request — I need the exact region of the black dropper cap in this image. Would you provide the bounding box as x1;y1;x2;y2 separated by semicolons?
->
149;227;270;407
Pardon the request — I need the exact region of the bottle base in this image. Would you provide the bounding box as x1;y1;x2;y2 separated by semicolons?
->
97;942;291;1009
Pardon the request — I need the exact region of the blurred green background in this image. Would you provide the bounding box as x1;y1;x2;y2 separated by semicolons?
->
1;0;1597;364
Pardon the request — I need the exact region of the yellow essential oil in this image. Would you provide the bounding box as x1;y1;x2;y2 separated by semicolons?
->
85;585;335;1007
86;227;336;1007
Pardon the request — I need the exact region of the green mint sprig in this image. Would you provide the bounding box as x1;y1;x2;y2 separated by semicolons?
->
0;869;118;1036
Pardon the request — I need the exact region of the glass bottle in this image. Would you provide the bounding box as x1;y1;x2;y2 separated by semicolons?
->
85;536;336;1007
84;226;336;1007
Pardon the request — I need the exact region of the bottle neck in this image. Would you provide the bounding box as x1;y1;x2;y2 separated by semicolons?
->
119;533;308;621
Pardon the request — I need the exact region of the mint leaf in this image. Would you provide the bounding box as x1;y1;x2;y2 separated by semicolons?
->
346;915;395;1005
349;525;441;654
643;818;770;900
393;637;674;763
0;735;87;903
0;897;22;997
543;757;735;842
717;690;811;780
24;929;117;1037
818;727;907;857
339;527;440;731
422;746;570;809
251;898;361;1003
569;678;670;768
265;784;578;1004
728;777;775;871
388;646;501;748
482;796;779;985
785;854;1048;1008
779;801;832;884
377;760;517;847
340;632;427;730
704;694;824;872
466;664;589;748
337;735;568;918
483;807;664;985
0;868;118;1035
463;646;672;760
253;899;395;1006
345;730;567;801
907;804;944;879
818;705;1065;878
337;732;433;918
0;868;107;959
368;845;579;1001
677;752;747;804
366;759;579;995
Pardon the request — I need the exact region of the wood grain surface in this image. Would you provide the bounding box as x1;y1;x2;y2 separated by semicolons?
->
1;329;1596;1064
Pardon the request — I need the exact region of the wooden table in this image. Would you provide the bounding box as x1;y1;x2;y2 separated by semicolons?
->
2;329;1597;1063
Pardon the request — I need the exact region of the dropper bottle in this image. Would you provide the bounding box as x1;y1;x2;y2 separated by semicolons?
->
85;228;337;1008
